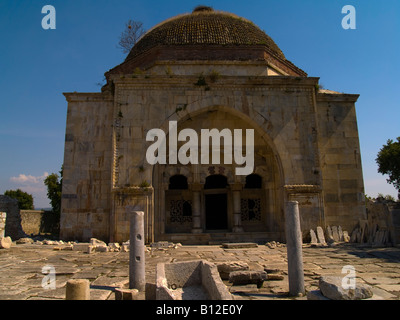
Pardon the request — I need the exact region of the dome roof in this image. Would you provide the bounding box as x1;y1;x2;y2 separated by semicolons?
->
126;7;286;61
106;6;307;77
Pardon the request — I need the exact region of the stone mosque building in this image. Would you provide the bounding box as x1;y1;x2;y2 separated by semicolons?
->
61;6;366;244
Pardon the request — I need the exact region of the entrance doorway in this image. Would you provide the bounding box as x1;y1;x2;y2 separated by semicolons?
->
205;193;228;230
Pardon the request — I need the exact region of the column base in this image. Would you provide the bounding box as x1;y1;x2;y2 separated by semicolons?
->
191;228;203;234
232;227;244;233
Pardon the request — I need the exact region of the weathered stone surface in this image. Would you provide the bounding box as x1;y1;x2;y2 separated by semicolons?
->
267;274;284;281
108;243;121;252
331;226;340;242
73;243;90;251
343;231;350;242
16;237;33;244
216;261;249;280
319;276;373;300
310;229;318;244
90;238;107;247
307;290;330;300
115;288;139;300
338;226;344;241
222;243;258;249
316;226;326;245
326;226;334;243
229;270;268;287
0;236;12;249
65;279;90;300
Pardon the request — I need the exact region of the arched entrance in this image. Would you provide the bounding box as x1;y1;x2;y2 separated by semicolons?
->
152;106;285;244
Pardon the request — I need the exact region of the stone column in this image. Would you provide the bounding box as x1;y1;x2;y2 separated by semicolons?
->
0;212;6;238
127;207;146;291
66;279;90;300
285;201;305;296
191;183;202;233
232;185;243;232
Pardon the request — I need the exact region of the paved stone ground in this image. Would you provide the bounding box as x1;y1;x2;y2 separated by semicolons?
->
0;242;400;300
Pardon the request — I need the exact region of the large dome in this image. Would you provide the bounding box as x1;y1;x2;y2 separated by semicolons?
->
126;6;286;61
106;6;306;77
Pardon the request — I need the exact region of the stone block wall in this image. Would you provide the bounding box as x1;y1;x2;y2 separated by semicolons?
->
316;92;366;232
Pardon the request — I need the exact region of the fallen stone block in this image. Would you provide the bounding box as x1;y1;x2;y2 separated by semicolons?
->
87;245;95;254
265;241;280;249
90;238;107;247
267;274;284;281
222;242;258;249
108;242;120;252
343;231;350;242
115;288;139;300
0;236;12;249
331;226;340;242
73;243;90;252
16;237;34;244
307;290;330;300
316;226;327;245
96;245;109;252
319;276;373;300
310;229;318;245
229;270;268;288
263;267;282;274
326;226;334;243
216;261;249;280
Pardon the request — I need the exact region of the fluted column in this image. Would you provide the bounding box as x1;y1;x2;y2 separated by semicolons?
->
191;183;202;233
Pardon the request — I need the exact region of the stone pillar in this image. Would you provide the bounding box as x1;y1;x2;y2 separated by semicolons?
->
127;207;146;291
285;201;305;296
0;212;6;238
232;186;243;232
191;183;202;233
66;279;90;300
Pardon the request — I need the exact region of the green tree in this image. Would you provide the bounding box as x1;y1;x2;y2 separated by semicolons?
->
376;137;400;199
44;166;63;214
4;189;34;210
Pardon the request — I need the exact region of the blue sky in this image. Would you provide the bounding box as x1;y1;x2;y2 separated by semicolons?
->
0;0;399;208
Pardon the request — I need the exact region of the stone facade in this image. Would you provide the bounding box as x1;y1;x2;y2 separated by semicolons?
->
60;8;366;244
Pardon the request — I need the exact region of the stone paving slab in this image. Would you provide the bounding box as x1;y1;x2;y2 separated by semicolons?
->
0;243;399;300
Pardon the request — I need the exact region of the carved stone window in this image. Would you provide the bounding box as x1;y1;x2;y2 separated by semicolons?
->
170;200;192;223
241;198;261;221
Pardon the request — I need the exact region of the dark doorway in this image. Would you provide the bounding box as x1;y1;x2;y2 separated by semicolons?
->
205;193;228;230
204;175;228;189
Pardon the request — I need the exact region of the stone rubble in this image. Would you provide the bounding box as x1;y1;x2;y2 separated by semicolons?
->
307;276;373;300
216;261;250;280
229;270;268;288
309;225;350;247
